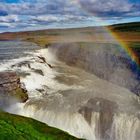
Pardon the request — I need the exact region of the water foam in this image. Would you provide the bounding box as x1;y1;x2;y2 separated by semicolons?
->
2;47;140;140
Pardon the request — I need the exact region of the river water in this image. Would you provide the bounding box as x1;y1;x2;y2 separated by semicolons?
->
0;41;140;140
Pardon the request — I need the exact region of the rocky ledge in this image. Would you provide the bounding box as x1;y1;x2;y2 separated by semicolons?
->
0;72;28;107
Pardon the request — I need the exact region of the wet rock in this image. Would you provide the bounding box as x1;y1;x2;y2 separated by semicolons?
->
36;88;45;93
47;63;53;68
79;97;118;140
32;69;44;76
0;72;28;107
45;43;51;48
37;56;46;63
17;71;30;78
27;63;31;69
37;56;53;68
11;61;30;68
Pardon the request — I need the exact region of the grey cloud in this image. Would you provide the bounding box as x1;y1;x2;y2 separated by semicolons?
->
0;0;139;18
78;0;140;18
0;0;77;16
0;15;19;23
0;0;139;32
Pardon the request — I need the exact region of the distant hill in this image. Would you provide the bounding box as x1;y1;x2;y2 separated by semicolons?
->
0;22;139;47
109;22;140;32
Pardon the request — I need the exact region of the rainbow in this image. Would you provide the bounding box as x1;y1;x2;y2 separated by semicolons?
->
107;28;140;69
107;32;139;70
75;1;140;69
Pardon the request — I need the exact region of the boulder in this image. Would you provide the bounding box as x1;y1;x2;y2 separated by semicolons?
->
0;72;28;107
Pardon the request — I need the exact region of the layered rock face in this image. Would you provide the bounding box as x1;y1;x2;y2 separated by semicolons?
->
50;43;140;95
0;72;28;107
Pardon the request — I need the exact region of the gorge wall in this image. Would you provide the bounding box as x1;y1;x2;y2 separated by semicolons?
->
50;42;140;96
0;72;28;108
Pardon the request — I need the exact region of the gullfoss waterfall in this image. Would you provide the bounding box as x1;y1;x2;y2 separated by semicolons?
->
0;41;139;140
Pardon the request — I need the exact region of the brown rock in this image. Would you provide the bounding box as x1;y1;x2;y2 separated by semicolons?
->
0;72;28;107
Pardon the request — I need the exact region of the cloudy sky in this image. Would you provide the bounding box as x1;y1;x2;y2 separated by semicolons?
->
0;0;140;32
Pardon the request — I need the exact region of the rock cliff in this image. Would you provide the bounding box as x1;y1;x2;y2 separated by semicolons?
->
0;72;28;107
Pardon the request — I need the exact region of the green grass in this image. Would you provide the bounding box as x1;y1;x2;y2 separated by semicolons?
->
0;111;83;140
128;42;140;49
110;22;140;32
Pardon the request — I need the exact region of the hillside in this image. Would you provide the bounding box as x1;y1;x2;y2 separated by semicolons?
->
109;22;140;32
0;111;83;140
0;22;139;47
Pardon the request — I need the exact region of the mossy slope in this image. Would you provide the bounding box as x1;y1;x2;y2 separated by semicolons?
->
0;111;83;140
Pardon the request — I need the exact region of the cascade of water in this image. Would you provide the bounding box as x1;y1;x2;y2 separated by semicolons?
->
1;42;139;140
6;103;140;140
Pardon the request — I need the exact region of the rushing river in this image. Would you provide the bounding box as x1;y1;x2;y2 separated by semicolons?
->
0;41;140;140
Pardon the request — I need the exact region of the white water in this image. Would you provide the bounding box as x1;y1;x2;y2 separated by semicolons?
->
0;46;140;140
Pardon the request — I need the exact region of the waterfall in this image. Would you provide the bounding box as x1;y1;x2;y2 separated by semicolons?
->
50;43;140;95
6;103;140;140
1;42;140;140
110;114;140;140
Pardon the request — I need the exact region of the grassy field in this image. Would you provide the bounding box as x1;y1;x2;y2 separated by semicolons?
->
0;111;83;140
109;22;140;32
